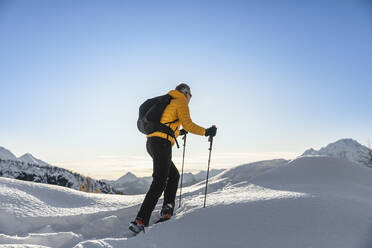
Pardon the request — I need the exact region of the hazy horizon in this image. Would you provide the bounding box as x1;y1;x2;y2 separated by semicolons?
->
1;137;367;180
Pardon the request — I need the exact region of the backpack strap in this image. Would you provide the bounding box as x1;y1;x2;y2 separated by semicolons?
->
162;119;180;148
164;119;179;125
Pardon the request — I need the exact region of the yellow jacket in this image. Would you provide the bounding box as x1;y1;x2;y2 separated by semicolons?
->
147;90;206;145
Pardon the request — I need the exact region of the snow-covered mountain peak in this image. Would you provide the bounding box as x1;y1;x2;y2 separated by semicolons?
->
325;138;363;150
116;172;138;184
18;153;50;167
0;146;17;160
19;153;39;164
301;138;369;165
302;148;317;155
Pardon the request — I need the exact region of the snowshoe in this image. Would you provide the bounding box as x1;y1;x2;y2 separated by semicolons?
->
155;216;171;224
155;203;174;223
129;219;146;234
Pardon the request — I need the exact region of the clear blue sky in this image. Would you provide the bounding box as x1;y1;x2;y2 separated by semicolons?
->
1;0;371;179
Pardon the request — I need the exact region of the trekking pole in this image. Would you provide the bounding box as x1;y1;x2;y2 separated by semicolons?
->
179;132;187;208
203;135;214;208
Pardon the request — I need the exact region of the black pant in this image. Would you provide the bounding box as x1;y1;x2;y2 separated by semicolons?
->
136;137;180;225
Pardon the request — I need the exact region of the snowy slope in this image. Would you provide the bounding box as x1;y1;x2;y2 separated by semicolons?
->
302;138;369;165
2;156;372;248
0;177;143;247
18;153;50;168
0;147;17;160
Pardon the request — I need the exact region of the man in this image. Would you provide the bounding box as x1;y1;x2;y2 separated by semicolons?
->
129;83;217;234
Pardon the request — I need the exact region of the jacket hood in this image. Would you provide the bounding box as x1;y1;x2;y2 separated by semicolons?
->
168;90;187;101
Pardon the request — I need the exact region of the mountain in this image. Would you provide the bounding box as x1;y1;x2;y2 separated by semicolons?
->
18;153;51;167
108;169;225;195
115;172;139;184
179;169;225;187
0;146;17;160
1;155;372;247
0;147;121;194
109;173;152;195
301;138;370;165
192;169;225;181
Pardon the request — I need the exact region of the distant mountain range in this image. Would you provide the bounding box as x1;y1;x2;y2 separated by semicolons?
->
0;147;121;194
0;146;224;195
108;138;371;194
1;138;370;195
103;169;225;195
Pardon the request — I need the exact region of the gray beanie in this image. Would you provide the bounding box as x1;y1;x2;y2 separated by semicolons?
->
175;83;191;96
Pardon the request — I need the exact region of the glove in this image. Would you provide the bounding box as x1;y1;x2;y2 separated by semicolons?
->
205;125;217;137
179;129;188;136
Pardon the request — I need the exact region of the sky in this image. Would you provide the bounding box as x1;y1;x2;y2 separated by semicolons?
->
1;0;372;179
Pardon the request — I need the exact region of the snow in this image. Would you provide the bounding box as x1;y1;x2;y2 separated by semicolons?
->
0;145;223;196
182;169;224;185
2;154;372;248
0;147;17;161
106;169;224;195
0;233;81;248
115;172;138;184
0;150;118;194
302;138;369;165
0;245;51;248
17;154;50;168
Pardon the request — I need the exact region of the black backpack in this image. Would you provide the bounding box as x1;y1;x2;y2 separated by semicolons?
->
137;94;180;147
